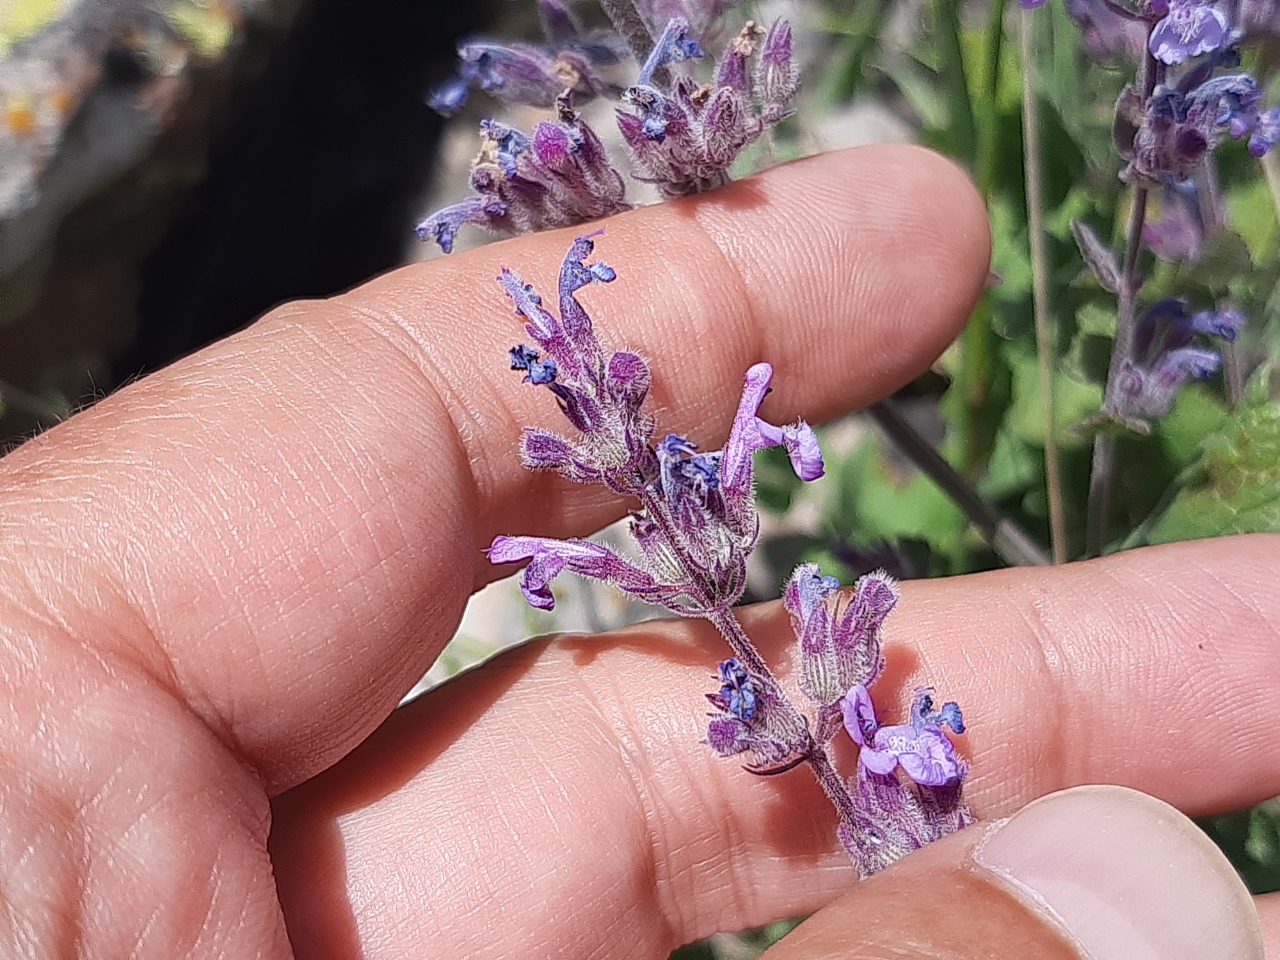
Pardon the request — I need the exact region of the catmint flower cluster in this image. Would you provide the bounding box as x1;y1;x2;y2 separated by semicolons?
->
489;235;972;877
618;18;800;197
417;11;799;251
1030;0;1264;447
1115;298;1243;416
1027;0;1280;180
428;0;624;115
417;101;631;253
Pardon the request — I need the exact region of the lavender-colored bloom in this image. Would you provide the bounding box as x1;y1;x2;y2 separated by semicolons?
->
488;534;681;610
785;565;895;710
619;18;800;198
1143;183;1210;262
1248;107;1280;155
1114;296;1239;417
497;233;657;494
427;76;471;116
1149;0;1230;64
427;2;623;116
1115;348;1222;417
1190;306;1245;340
912;688;966;734
637;16;705;84
842;684;963;787
841;770;973;877
417;99;631;252
1127;74;1275;183
491;237;824;616
705;660;809;772
509;344;558;384
716;657;757;720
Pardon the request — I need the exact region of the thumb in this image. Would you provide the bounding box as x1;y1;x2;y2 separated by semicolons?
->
762;785;1262;960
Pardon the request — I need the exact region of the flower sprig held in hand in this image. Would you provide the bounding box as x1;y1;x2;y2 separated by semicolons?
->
488;234;972;876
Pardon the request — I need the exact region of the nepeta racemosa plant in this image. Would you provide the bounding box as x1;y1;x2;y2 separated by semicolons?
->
417;8;799;251
1026;0;1279;552
487;233;973;876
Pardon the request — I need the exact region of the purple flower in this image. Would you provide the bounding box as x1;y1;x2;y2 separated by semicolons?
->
417;98;631;253
841;684;964;787
1116;348;1223;417
785;565;895;709
488;535;681;610
705;660;809;772
619;18;800;198
491;237;824;616
1143;183;1212;262
1115;297;1243;417
716;657;757;720
1149;0;1231;65
1248;106;1280;155
1127;74;1276;183
636;16;705;85
427;1;623;115
497;233;657;493
509;344;558;384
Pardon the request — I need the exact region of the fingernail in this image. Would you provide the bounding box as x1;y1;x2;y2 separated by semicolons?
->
974;785;1262;960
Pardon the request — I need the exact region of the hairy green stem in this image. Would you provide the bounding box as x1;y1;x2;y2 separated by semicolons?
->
867;400;1051;567
1017;8;1067;563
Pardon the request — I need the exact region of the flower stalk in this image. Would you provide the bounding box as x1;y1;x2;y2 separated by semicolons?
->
490;236;973;878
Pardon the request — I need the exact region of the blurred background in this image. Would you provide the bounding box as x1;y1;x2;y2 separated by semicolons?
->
3;1;1280;957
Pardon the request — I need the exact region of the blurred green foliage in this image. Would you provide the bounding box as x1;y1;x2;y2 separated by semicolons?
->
751;0;1280;904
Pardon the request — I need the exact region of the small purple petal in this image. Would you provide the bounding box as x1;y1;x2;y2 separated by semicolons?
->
1149;1;1229;65
841;683;877;748
859;745;901;777
1190;307;1245;341
1249;107;1280;157
784;563;840;620
487;535;673;610
881;725;961;787
781;422;824;480
637;17;705;86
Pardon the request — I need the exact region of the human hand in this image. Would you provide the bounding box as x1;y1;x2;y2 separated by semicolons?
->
0;146;1272;959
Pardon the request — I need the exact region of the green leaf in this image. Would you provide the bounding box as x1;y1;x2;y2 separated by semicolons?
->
1157;383;1230;468
1149;369;1280;543
1005;344;1103;448
1225;177;1280;264
1179;228;1254;292
979;426;1041;500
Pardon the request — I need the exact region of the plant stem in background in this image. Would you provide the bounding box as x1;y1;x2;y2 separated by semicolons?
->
867;400;1051;566
818;0;893;105
1196;160;1246;411
596;0;661;79
1086;48;1161;558
1261;151;1280;227
1017;8;1067;563
954;0;1002;478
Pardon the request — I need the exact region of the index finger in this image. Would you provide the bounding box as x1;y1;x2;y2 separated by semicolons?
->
0;146;991;791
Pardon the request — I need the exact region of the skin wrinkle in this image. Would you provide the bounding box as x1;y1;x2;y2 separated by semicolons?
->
558;646;676;949
0;148;1138;957
327;296;511;528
